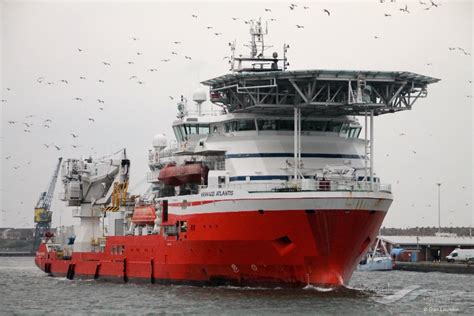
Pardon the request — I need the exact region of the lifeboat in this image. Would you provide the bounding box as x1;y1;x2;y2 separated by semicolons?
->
158;163;209;186
131;205;156;226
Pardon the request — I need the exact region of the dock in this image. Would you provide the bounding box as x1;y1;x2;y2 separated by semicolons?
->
393;261;474;274
0;251;35;257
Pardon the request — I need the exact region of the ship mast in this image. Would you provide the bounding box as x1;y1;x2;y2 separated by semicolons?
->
230;18;288;72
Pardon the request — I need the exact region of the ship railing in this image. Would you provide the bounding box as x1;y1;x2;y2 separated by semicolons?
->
200;178;391;193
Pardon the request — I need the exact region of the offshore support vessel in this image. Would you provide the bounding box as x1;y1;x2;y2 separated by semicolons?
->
35;20;439;287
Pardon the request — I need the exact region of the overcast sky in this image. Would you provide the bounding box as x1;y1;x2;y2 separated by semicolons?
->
1;0;472;229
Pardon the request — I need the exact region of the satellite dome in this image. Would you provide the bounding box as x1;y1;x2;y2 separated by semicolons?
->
152;134;167;149
193;88;207;103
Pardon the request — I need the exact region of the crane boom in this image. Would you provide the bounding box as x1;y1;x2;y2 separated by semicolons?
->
33;157;63;251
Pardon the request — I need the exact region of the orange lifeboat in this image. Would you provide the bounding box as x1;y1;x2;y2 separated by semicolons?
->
158;163;209;186
131;205;156;226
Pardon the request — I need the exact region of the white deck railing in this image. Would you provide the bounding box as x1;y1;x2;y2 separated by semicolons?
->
201;178;391;194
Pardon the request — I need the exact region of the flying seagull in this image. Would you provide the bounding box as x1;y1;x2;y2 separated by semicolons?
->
323;9;331;16
184;56;192;60
88;118;95;122
400;5;410;13
70;133;79;138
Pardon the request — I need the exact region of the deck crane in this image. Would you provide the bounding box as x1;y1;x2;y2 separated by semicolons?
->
32;157;63;251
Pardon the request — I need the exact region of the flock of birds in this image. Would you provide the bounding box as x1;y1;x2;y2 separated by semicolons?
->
1;1;472;227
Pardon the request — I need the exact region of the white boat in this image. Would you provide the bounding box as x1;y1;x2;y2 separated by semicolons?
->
358;238;393;271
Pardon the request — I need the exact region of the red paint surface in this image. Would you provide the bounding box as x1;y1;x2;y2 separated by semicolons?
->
36;209;386;287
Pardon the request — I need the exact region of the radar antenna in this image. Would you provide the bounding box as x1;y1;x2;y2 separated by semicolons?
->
229;18;289;72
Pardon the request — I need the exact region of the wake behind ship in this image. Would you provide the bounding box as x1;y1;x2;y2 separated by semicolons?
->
35;20;439;287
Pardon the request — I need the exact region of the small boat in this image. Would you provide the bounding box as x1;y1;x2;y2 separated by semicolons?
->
158;163;209;186
358;238;393;271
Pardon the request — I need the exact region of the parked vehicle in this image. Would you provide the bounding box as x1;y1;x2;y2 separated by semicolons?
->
446;248;474;263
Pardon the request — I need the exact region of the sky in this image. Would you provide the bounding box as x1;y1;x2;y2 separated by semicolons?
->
0;0;472;229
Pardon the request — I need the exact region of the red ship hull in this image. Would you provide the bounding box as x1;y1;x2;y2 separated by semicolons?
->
35;209;385;287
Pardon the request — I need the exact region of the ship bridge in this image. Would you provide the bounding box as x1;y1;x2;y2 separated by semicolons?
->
201;69;440;117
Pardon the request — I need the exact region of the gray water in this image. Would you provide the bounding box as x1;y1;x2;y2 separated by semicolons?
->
0;257;472;315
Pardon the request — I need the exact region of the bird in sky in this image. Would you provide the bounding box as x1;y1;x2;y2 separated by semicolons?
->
136;52;143;56
8;121;16;124
129;75;138;80
214;32;222;36
270;18;277;21
127;61;134;64
23;129;31;133
54;145;61;151
74;97;83;101
296;25;304;29
425;63;433;66
411;150;417;154
185;56;192;60
97;99;105;103
191;14;198;18
98;79;104;83
78;48;83;52
161;59;170;62
102;61;111;66
399;132;406;136
5;156;11;160
44;119;52;123
70;133;79;138
98;107;104;111
206;26;213;29
304;6;310;9
43;124;50;128
149;68;158;72
374;36;380;39
289;4;297;10
400;5;410;13
23;122;31;128
264;8;271;12
384;13;391;17
37;77;45;83
79;76;86;80
60;79;68;84
232;17;239;21
13;166;20;170
171;51;178;55
173;41;181;44
131;37;139;41
323;9;331;16
137;81;145;85
88;118;95;122
25;114;35;118
47;82;54;85
43;144;50;148
430;0;439;7
169;96;174;100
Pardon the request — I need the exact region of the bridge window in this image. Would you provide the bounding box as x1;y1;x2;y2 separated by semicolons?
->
339;123;350;137
225;120;256;132
257;119;277;131
276;120;294;130
302;120;327;131
348;127;362;138
327;121;343;133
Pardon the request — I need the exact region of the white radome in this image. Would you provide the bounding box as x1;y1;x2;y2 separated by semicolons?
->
152;134;167;149
192;88;207;103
